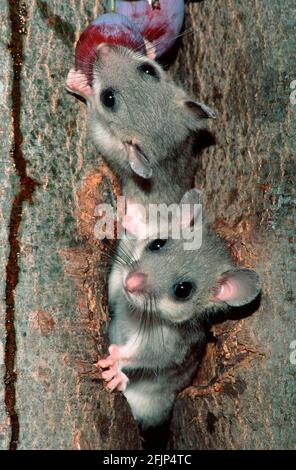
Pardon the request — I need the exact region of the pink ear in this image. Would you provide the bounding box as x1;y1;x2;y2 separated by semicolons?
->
212;269;260;307
122;203;147;239
65;68;93;100
179;189;202;229
214;278;239;303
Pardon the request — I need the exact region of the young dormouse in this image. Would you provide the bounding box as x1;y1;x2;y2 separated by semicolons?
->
97;190;261;430
66;44;215;205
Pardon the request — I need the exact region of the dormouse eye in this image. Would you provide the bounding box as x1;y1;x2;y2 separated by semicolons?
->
173;281;194;300
138;62;160;80
147;239;167;251
100;87;116;109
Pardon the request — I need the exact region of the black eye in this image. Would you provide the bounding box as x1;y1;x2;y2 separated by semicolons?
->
100;88;116;109
138;62;160;80
173;281;194;300
148;239;167;251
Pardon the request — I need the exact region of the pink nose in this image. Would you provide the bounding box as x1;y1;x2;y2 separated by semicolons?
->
125;272;147;293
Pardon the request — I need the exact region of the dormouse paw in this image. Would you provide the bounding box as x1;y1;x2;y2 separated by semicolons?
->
96;344;129;392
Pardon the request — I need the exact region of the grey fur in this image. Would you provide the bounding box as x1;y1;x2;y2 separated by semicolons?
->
85;46;259;430
108;220;261;429
88;45;214;204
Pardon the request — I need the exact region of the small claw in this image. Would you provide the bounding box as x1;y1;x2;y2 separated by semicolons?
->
101;366;117;381
106;371;129;392
95;345;121;370
107;376;121;391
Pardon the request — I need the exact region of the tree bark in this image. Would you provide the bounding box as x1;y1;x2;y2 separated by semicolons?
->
169;0;296;450
0;0;141;450
0;0;295;450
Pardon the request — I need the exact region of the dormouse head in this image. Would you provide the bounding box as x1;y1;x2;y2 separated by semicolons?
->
117;190;261;324
66;44;215;179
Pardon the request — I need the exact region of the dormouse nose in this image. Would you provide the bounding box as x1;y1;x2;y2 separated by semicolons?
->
125;272;147;293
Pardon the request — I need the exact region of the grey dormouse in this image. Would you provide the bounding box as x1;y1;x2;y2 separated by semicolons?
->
97;190;261;430
66;44;215;205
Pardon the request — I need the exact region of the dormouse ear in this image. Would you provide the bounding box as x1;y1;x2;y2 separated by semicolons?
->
122;203;148;239
179;188;203;228
180;188;203;206
126;143;153;179
213;269;261;307
185;101;216;120
65;68;93;100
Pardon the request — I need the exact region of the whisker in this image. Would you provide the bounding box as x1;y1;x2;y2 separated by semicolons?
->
117;239;138;267
101;239;133;267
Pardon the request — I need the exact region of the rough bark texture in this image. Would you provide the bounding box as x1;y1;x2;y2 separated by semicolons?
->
0;0;141;450
168;0;296;450
0;0;295;450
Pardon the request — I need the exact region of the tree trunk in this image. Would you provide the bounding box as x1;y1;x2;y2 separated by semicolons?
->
169;0;296;450
0;0;141;450
0;0;295;450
